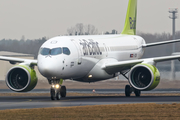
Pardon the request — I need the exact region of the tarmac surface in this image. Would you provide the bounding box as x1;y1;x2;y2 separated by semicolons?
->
1;88;180;93
0;89;180;110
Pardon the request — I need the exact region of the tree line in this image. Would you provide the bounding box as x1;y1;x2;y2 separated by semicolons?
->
0;23;180;59
67;23;98;35
0;37;46;58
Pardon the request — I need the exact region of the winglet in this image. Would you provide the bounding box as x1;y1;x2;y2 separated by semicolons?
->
121;0;137;35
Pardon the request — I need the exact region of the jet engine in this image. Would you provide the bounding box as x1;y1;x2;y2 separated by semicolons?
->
128;63;160;91
5;65;38;92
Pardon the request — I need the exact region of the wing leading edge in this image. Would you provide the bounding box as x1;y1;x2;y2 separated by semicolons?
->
0;56;37;65
143;39;180;48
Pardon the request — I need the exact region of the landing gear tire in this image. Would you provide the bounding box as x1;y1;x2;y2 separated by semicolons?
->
56;88;61;100
125;85;131;97
50;88;56;100
134;89;141;97
60;86;66;97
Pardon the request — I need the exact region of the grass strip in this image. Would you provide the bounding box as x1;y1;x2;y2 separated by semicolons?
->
0;103;180;120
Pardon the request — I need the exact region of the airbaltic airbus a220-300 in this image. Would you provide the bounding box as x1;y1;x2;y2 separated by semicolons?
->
1;0;180;100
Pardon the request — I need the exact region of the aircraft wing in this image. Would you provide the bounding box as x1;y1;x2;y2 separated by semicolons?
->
102;55;180;74
143;39;180;48
0;56;37;65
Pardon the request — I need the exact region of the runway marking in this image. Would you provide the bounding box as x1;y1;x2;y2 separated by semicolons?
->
60;97;97;102
27;99;32;102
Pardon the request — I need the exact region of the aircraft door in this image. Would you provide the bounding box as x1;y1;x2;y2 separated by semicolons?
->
71;39;82;64
103;43;108;57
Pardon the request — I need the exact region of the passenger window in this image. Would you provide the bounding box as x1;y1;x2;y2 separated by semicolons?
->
51;48;62;55
63;47;70;55
40;48;50;55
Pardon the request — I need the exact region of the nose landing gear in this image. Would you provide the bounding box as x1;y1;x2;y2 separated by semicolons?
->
50;84;66;100
49;79;66;100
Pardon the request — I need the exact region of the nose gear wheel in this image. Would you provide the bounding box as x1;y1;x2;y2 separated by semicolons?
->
50;87;56;100
56;88;61;100
60;86;66;97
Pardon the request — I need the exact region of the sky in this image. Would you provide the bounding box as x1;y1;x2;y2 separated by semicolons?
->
0;0;180;40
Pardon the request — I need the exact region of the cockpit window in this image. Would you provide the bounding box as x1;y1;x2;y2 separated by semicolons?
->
40;48;50;55
39;47;70;56
51;48;62;55
63;47;70;55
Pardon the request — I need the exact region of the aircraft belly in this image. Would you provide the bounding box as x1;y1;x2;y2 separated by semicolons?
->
65;57;98;79
74;58;118;82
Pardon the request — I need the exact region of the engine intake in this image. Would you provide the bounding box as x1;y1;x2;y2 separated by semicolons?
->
6;65;38;92
128;63;160;91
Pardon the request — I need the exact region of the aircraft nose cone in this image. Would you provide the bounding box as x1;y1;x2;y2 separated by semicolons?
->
41;67;53;77
39;65;52;77
38;61;59;78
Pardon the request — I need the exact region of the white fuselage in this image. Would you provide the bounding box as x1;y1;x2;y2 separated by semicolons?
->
37;34;146;82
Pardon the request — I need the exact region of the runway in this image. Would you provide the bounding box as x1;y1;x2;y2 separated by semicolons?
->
1;88;180;93
0;95;180;110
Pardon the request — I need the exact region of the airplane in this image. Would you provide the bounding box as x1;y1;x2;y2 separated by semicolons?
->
1;0;180;100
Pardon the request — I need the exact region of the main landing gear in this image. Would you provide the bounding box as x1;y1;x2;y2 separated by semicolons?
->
49;79;66;100
125;85;141;97
120;71;141;97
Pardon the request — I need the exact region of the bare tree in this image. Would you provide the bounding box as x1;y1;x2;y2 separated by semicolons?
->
21;35;26;41
67;23;98;35
75;23;84;35
85;24;98;35
67;27;75;36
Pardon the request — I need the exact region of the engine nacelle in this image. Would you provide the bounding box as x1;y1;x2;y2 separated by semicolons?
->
5;65;38;92
128;63;160;91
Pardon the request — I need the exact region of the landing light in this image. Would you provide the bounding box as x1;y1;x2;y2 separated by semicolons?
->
88;75;93;78
52;84;60;89
51;77;57;79
55;84;60;89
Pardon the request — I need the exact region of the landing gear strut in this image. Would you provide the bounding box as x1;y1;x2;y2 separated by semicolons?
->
49;79;66;100
125;85;141;97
